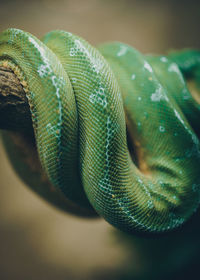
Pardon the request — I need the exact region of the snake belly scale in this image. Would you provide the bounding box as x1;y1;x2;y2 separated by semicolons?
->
0;28;200;234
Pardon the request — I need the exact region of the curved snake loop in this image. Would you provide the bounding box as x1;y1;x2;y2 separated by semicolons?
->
0;28;200;234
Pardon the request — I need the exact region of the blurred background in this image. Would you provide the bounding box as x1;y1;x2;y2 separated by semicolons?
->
0;0;200;279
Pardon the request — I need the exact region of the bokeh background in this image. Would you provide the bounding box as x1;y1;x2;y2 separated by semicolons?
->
0;0;200;279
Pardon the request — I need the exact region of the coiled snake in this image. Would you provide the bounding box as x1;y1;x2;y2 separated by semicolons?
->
0;28;200;234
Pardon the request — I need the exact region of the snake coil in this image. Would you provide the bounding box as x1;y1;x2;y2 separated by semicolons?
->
0;28;200;234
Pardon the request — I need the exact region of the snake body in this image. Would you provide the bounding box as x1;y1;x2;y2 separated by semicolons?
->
0;28;200;234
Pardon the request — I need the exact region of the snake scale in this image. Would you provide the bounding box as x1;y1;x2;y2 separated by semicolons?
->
0;28;200;234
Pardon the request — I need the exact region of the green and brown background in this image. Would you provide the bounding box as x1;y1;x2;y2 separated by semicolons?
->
0;0;200;279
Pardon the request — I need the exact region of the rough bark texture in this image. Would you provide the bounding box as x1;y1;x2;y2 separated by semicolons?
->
0;67;33;136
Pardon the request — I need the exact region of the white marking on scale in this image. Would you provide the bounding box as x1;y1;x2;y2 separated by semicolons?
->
160;57;168;63
117;45;128;57
131;74;136;80
151;86;165;102
144;61;153;73
159;126;165;132
168;63;179;73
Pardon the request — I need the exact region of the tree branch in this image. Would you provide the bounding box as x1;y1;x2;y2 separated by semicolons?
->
0;66;33;136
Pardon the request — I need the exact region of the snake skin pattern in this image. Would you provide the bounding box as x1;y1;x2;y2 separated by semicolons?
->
0;28;200;234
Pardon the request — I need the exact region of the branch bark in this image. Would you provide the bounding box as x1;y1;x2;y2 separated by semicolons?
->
0;66;33;136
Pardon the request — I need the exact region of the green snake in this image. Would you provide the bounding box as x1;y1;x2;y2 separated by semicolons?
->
0;28;200;234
